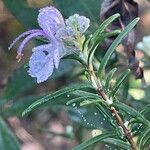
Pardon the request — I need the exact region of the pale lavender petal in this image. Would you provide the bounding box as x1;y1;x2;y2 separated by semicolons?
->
28;44;60;83
17;31;46;54
53;46;60;68
8;29;42;50
38;6;65;35
76;15;90;33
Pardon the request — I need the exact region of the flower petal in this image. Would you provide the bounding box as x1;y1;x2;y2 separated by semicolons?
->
28;44;60;83
38;6;65;35
53;46;60;69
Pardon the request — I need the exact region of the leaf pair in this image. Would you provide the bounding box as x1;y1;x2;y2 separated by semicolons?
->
22;83;93;116
87;13;121;65
100;0;143;79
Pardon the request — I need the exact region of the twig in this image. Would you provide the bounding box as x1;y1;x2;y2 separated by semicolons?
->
88;65;137;150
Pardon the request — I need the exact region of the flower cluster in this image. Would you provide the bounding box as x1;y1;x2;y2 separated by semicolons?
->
9;6;90;83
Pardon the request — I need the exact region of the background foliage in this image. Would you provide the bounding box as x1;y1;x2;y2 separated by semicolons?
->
0;0;150;150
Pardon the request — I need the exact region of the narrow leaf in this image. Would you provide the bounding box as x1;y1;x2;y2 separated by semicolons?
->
0;117;20;150
88;14;120;65
72;90;100;98
98;18;140;80
66;96;99;106
102;138;131;150
113;102;148;125
140;103;150;116
22;83;93;116
80;99;102;106
72;132;115;150
82;35;92;54
105;68;117;89
138;126;150;150
103;30;121;38
111;69;130;97
96;104;117;128
92;14;120;46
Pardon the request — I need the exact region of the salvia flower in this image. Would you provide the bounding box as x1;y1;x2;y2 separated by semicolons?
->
9;6;90;83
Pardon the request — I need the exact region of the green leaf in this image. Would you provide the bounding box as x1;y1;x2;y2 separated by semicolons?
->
113;102;148;125
66;90;102;106
63;54;86;66
130;122;145;137
91;14;120;47
80;99;102;106
96;104;117;128
0;116;20;150
111;69;130;97
102;138;131;150
66;95;99;106
88;14;120;65
103;30;121;38
82;35;93;57
140;104;150;117
73;132;130;150
72;90;99;98
3;0;38;29
22;83;93;116
88;30;121;65
98;18;140;80
138;125;150;150
68;106;112;129
105;68;117;90
72;132;115;150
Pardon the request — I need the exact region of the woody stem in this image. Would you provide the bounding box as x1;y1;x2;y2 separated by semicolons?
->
88;65;137;150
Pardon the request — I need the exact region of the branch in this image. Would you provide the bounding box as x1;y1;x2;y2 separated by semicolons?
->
88;65;137;150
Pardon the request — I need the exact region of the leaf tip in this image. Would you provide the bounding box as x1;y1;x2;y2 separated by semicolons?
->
22;109;29;117
126;69;131;74
114;13;120;17
134;17;140;24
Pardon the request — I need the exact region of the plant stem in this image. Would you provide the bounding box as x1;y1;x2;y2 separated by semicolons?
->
110;107;137;150
88;65;137;150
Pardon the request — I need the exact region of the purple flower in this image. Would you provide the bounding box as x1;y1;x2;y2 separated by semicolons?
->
9;6;90;83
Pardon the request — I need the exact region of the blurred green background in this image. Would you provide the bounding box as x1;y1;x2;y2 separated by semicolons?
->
0;0;150;150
